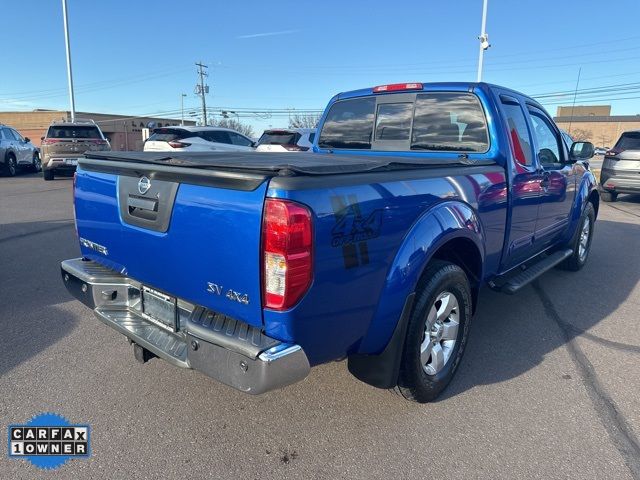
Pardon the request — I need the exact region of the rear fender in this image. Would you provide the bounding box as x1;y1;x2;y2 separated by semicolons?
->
348;200;484;388
356;200;485;356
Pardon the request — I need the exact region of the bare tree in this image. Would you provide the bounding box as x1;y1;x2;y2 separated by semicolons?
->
212;118;255;138
570;128;592;142
289;113;321;129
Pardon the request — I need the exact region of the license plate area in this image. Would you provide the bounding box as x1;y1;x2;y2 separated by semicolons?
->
64;159;78;166
141;286;177;331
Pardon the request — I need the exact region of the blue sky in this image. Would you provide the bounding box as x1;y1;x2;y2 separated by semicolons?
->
2;0;640;135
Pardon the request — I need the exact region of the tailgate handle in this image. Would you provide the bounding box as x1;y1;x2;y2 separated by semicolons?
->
127;195;158;220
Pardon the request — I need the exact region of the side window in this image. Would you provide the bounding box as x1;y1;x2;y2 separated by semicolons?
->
202;131;232;144
3;129;17;141
11;129;24;141
228;132;253;147
0;129;5;140
501;101;533;166
317;97;375;149
528;110;562;167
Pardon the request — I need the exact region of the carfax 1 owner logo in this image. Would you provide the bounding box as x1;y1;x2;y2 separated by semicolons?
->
7;412;91;470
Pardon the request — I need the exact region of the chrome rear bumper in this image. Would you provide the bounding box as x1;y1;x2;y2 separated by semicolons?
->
61;258;310;394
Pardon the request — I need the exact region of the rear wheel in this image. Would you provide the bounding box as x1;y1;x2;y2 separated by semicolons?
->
4;154;17;177
394;260;473;403
43;169;54;181
600;191;617;202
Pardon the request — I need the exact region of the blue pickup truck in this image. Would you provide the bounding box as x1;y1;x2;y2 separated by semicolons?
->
61;82;598;403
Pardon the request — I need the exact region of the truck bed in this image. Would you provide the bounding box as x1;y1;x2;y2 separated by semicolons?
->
86;151;496;176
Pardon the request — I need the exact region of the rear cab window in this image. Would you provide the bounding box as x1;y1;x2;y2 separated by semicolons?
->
317;92;489;153
47;125;103;140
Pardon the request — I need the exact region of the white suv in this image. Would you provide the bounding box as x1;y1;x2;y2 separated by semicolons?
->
256;128;316;152
144;126;255;152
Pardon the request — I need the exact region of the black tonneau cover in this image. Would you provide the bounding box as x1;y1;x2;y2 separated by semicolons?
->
85;151;495;176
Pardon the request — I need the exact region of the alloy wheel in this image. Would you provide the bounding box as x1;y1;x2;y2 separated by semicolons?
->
420;291;460;376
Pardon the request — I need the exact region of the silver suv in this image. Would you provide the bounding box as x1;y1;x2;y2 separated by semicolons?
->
40;120;110;181
0;124;41;176
600;130;640;202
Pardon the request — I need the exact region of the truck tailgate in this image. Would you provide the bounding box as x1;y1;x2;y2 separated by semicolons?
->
73;161;269;328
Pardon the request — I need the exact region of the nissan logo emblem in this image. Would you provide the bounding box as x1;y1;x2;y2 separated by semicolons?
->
138;176;151;195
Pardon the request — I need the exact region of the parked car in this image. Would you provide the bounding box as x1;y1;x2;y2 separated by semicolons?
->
0;124;41;176
255;128;316;152
144;126;255;152
40;120;110;181
600;130;640;201
594;147;608;156
61;82;597;403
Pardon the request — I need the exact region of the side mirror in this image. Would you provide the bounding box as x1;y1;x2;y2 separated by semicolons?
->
570;141;594;161
40;136;45;141
24;137;30;143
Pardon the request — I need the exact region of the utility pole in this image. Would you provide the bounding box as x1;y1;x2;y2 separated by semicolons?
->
476;0;490;82
195;62;209;126
180;93;187;126
62;0;76;122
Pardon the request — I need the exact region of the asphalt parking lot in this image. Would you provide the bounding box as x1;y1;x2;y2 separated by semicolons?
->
1;173;639;479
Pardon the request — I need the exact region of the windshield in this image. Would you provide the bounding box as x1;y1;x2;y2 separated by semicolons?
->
615;131;640;151
148;128;187;142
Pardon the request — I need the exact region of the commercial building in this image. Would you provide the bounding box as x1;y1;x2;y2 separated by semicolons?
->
553;105;640;148
0;110;195;151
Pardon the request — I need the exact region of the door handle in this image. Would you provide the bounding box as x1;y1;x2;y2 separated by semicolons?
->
540;172;550;190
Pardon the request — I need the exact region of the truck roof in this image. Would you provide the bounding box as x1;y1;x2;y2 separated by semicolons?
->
333;81;529;102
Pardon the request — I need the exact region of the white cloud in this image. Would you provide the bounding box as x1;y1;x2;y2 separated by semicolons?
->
236;29;298;39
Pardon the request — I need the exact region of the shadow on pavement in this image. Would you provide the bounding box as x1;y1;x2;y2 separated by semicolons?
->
440;216;640;400
0;220;80;376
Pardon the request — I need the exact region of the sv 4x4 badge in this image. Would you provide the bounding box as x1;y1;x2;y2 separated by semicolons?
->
207;282;249;305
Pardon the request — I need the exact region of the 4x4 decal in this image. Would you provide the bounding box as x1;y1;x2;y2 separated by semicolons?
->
330;195;382;269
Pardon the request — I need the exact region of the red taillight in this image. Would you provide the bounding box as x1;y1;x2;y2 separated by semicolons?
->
167;140;191;148
262;199;313;310
373;82;423;93
41;138;62;145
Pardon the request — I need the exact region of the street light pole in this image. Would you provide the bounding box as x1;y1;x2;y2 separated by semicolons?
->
181;94;187;126
476;0;490;83
61;0;76;122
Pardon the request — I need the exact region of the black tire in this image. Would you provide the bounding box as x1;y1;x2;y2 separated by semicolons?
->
4;154;17;177
559;202;595;272
43;169;54;181
600;191;617;202
30;152;42;173
394;260;473;403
